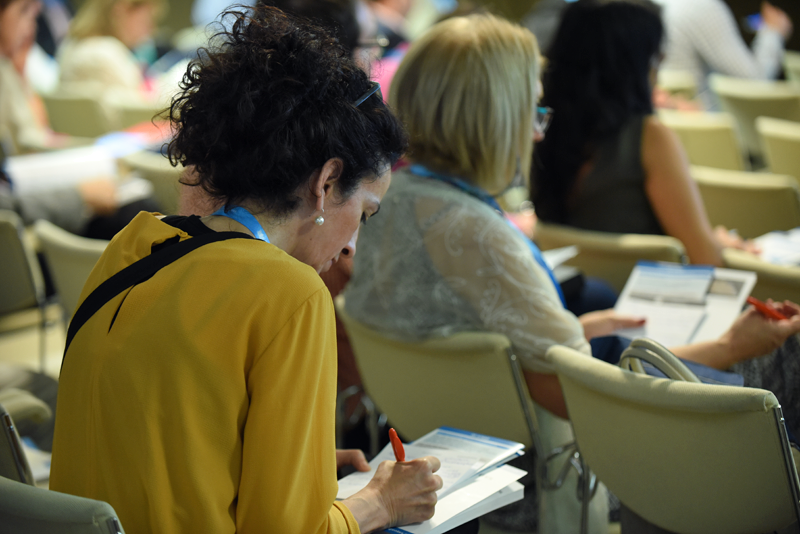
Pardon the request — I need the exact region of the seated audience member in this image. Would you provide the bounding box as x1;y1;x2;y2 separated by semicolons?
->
653;0;792;109
365;0;407;54
49;7;442;534
532;0;756;267
1;0;156;239
56;0;168;109
0;0;49;153
343;4;800;486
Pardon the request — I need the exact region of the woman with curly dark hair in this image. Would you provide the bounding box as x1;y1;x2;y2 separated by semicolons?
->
48;6;442;533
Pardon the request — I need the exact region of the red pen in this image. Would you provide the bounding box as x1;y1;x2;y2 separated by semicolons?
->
389;428;405;462
747;296;788;321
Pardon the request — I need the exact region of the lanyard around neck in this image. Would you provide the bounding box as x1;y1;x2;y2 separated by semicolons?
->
210;206;270;243
408;164;504;213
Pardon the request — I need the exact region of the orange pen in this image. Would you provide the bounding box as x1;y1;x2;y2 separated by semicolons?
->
747;296;788;321
389;428;405;462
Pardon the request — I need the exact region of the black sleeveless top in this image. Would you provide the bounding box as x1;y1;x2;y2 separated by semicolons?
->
566;115;665;236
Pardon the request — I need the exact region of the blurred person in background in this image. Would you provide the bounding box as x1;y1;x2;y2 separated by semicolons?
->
531;0;757;268
653;0;792;108
56;0;174;111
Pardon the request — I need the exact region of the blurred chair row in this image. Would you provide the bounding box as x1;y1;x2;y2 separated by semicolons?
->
0;399;125;533
657;70;800;180
41;91;163;139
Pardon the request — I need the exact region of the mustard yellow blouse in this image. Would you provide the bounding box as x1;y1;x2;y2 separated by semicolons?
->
50;212;360;534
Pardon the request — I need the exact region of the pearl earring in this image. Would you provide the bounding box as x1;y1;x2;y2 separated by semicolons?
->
315;209;325;226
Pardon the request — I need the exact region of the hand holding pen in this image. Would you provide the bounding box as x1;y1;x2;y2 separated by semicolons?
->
341;428;443;532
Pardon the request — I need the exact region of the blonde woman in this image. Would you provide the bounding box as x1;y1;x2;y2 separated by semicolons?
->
56;0;165;106
343;12;800;533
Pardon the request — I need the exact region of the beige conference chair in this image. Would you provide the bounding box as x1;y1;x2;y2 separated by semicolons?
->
545;344;800;534
0;403;126;533
40;93;115;139
784;50;800;83
757;116;800;185
690;165;800;239
533;221;686;293
33;220;107;321
0;210;48;369
709;74;800;160
335;297;609;534
723;248;800;305
119;151;182;214
656;69;697;100
111;101;164;131
658;109;745;171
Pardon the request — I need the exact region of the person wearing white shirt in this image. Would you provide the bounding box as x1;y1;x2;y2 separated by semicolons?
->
653;0;793;108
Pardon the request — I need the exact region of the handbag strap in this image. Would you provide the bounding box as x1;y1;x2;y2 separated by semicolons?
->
64;230;250;357
619;338;702;383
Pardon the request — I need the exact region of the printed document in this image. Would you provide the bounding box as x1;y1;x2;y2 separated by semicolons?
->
615;262;756;346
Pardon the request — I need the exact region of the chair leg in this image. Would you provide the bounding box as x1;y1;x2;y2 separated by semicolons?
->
579;456;591;534
37;304;47;374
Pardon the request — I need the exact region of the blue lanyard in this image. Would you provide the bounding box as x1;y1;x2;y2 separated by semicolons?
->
409;164;567;307
210;206;270;243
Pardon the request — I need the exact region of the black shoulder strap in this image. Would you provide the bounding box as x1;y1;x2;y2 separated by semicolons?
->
64;231;249;356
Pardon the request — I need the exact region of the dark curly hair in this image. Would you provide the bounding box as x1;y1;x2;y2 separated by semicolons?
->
531;0;663;223
168;5;407;217
259;0;360;56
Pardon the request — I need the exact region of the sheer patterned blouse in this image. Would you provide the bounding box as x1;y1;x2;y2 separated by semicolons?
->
343;168;591;374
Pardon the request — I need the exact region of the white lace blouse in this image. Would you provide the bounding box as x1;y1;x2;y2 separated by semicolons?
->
343;168;591;374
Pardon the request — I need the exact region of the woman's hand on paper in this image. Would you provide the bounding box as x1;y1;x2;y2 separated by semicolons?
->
343;456;443;533
336;449;371;472
714;225;761;255
579;309;646;341
720;302;800;365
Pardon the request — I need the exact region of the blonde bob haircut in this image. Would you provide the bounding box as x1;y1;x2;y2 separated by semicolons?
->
390;14;540;194
69;0;162;40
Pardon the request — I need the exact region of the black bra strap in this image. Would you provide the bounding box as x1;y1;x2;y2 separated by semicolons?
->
64;231;249;357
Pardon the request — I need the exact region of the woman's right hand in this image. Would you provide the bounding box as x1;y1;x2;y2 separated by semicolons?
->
342;456;442;533
720;300;800;365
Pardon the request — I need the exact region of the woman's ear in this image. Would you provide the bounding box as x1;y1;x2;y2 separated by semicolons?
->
310;158;344;212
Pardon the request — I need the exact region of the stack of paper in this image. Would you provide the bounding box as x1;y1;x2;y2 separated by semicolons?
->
337;427;526;534
614;261;756;346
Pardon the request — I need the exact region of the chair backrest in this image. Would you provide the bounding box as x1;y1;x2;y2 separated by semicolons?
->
40;93;114;138
334;298;537;446
0;476;126;533
545;344;800;534
658;110;744;171
709;74;800;157
0;402;34;485
110;101;162;131
33;220;108;319
784;51;800;83
119;151;181;214
0;210;45;316
723;248;800;304
690;165;800;239
534;221;686;293
757;116;800;185
656;69;697;100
